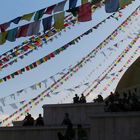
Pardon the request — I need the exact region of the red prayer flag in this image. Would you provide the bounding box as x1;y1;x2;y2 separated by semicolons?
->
78;3;92;22
45;4;56;14
16;24;29;38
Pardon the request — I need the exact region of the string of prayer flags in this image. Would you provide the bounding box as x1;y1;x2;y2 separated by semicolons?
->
78;3;92;22
105;0;119;13
0;8;138;83
85;44;139;98
100;48;139;96
1;13;139;126
3;37;137;125
0;0;67;32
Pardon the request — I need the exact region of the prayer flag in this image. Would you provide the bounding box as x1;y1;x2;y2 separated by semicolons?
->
54;12;65;30
0;22;10;32
34;8;45;21
11;17;21;24
42;16;52;33
27;21;41;36
119;0;132;9
0;31;7;45
78;3;92;22
16;24;29;38
22;12;34;21
105;0;119;13
45;4;56;14
81;0;88;4
54;0;67;13
69;0;78;9
7;27;18;42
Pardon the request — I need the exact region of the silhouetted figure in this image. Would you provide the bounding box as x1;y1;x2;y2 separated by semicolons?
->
77;124;87;140
23;113;30;126
35;114;44;126
108;92;114;104
27;114;34;126
64;123;75;140
61;113;72;127
97;95;104;103
73;94;79;103
57;132;64;140
79;94;86;103
114;91;120;102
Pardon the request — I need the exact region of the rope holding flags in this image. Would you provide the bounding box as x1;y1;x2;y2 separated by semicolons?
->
0;6;140;84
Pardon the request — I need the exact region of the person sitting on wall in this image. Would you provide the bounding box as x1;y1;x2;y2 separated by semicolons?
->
61;113;72;127
97;95;104;103
23;113;34;126
108;92;115;104
23;113;30;126
35;114;44;126
79;94;86;103
73;94;79;103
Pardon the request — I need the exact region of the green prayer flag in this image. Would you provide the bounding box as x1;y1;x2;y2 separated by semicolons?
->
0;32;7;45
34;9;45;21
81;0;88;4
54;12;65;30
22;12;34;21
119;0;132;9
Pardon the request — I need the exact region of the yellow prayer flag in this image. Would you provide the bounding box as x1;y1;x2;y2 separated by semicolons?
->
81;0;88;4
0;31;7;45
54;12;65;31
21;13;34;21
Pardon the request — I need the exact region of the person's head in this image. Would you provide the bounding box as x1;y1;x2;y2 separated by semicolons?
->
110;92;113;95
75;94;78;97
39;114;42;117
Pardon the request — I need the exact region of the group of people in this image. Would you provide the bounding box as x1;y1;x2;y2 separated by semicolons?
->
104;90;140;112
58;113;87;140
23;113;44;126
73;94;86;103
